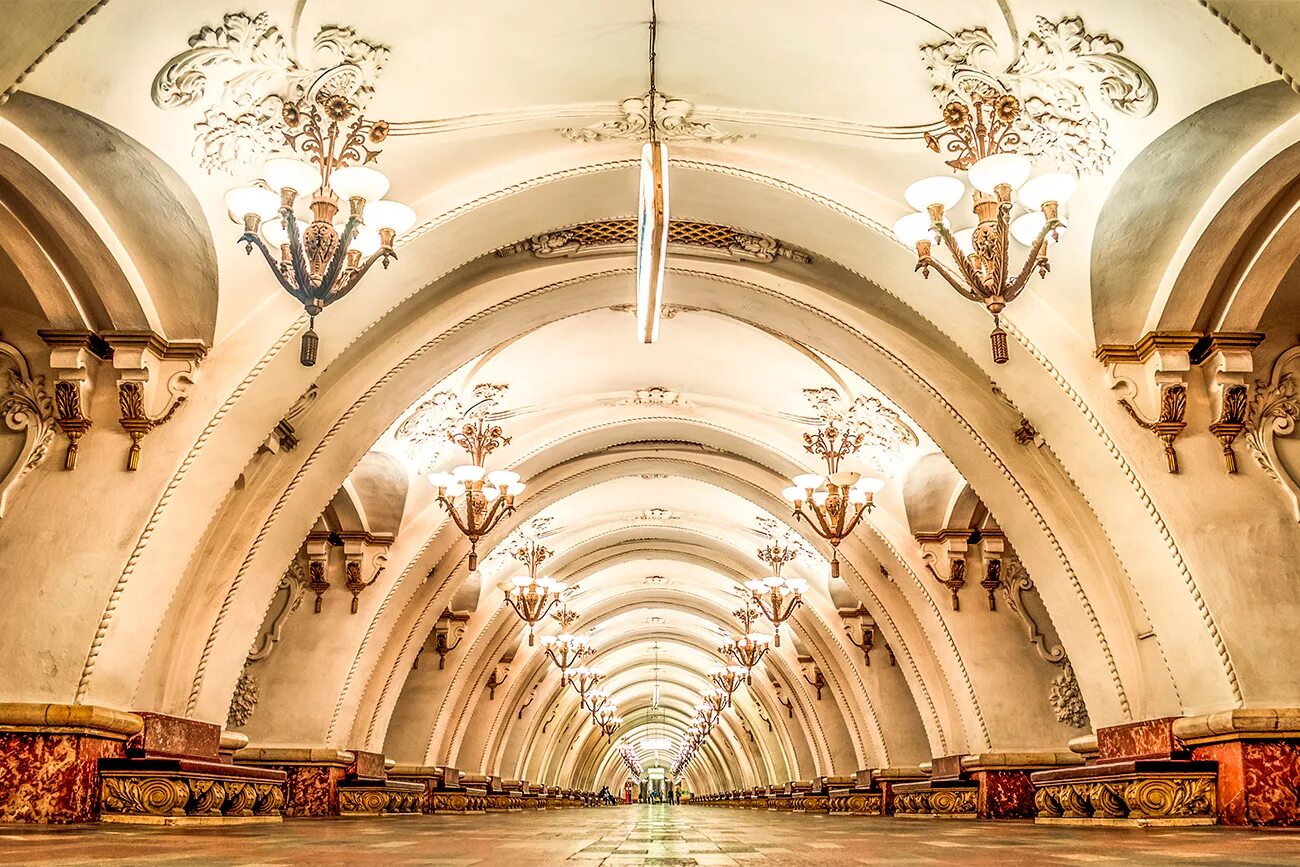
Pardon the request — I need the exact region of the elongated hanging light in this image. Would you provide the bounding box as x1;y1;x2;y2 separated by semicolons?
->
636;0;669;344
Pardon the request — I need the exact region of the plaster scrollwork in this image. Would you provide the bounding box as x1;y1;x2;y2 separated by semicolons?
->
921;16;1157;174
1000;555;1067;665
247;560;308;663
0;340;55;519
1246;346;1300;520
152;12;390;174
803;388;918;473
559;92;749;144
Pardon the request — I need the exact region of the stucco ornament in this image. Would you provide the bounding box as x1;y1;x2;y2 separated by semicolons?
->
396;384;508;472
226;666;260;728
1050;659;1090;728
1246;346;1300;521
921;16;1157;174
803;388;918;473
152;12;389;174
0;340;55;519
559;92;749;144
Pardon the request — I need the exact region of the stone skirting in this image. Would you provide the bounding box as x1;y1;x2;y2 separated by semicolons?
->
1032;762;1217;826
99;762;285;825
338;781;423;815
892;782;978;819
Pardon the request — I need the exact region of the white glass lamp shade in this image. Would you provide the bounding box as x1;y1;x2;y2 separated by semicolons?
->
728;665;748;677
968;153;1032;193
329;166;389;203
482;485;500;501
855;475;887;494
781;485;803;502
847;487;868;504
904;175;965;211
893;211;935;246
1011;211;1067;247
453;464;486;482
512;575;533;587
953;227;975;257
551;581;568;594
828;470;860;487
428;471;456;488
506;482;526;496
225;185;281;222
1018;172;1076;210
751;633;772;646
792;473;825;490
349;225;382;257
262;158;321;196
261;217;292;247
785;578;808;594
538;635;557;647
487;470;521;487
364;200;417;234
744;579;765;593
812;491;829;506
444;482;466;498
762;576;784;588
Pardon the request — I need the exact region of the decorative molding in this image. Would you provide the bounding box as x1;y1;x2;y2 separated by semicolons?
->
0;340;55;517
1246;345;1300;520
263;385;317;455
1095;331;1201;365
152;12;390;174
922;16;1157;175
558;92;748;144
497;218;810;265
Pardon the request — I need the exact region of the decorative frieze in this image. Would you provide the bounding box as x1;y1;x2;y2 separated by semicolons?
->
1033;775;1216;825
100;774;284;823
558;92;748;144
497;219;810;265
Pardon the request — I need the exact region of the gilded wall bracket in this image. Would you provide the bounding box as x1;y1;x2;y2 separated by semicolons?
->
919;532;968;610
106;332;205;472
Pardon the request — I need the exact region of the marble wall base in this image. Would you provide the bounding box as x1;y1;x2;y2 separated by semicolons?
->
0;730;127;823
970;770;1037;820
1175;710;1300;827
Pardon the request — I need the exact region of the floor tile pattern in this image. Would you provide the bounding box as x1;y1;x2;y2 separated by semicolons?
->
1;804;1299;865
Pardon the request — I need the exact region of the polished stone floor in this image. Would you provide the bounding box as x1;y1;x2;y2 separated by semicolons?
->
2;804;1299;865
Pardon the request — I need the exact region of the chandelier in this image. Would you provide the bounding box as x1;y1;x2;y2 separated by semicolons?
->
583;687;611;716
594;706;622;740
782;420;883;578
721;601;772;685
893;89;1075;364
539;632;591;685
569;666;603;707
745;539;808;647
224;92;416;366
428;414;525;572
501;540;565;646
710;665;747;697
701;687;730;717
618;743;644;776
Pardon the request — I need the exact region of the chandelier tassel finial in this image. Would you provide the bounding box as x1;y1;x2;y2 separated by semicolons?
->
301;315;319;367
990;316;1008;365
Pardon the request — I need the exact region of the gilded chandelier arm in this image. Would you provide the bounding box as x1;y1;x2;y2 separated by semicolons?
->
325;246;389;304
239;232;303;301
1004;222;1056;303
993;196;1012;297
438;495;474;538
282;209;318;304
932;220;987;297
922;253;986;304
312;217;360;304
